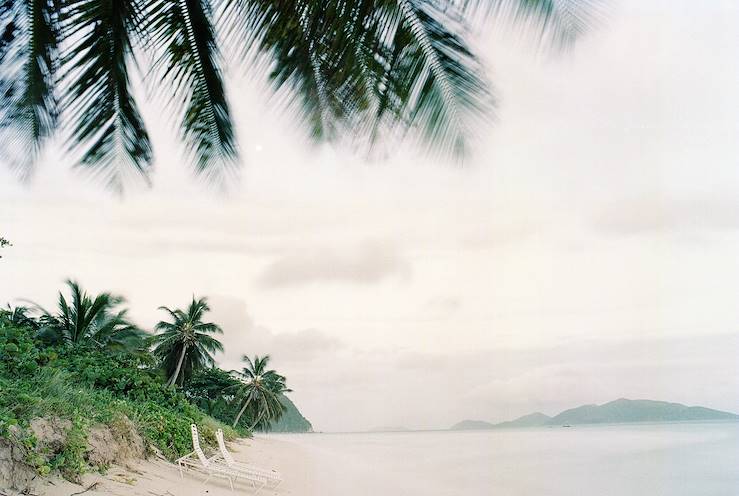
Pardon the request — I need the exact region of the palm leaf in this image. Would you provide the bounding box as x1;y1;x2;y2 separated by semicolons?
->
60;0;153;192
392;0;492;156
146;0;237;182
462;0;604;48
152;296;223;385
223;0;492;158
0;0;59;176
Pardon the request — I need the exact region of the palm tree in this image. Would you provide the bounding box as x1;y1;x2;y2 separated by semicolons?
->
2;304;39;330
231;354;291;429
34;280;145;350
151;297;224;387
0;0;599;190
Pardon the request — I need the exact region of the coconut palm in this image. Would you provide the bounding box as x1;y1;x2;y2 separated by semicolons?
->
2;304;39;330
34;280;145;350
151;297;224;387
231;354;290;429
0;0;600;190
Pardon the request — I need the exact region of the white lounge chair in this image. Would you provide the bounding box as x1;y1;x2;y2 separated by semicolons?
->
215;428;283;488
176;424;267;492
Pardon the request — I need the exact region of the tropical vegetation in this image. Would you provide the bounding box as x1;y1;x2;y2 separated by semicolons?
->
0;281;300;485
231;354;291;428
152;297;224;386
0;0;600;190
34;280;146;351
0;237;10;257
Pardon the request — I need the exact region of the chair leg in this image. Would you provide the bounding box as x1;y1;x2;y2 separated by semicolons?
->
256;481;266;495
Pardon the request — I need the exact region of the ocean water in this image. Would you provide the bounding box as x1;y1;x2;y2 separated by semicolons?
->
275;423;739;495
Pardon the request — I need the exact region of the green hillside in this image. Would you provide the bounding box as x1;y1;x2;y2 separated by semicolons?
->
494;412;551;428
550;399;739;425
267;395;313;433
450;420;496;430
451;399;739;430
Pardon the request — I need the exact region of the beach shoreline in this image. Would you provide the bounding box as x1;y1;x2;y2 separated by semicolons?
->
31;436;309;496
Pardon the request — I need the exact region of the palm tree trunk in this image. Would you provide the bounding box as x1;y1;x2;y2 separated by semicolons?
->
248;412;264;431
233;398;251;428
168;345;187;387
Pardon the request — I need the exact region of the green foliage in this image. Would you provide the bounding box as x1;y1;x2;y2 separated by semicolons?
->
152;297;223;387
0;237;10;258
231;355;290;429
185;364;298;433
184;368;246;430
51;413;88;481
62;0;153;191
1;0;601;190
0;282;299;484
34;280;147;351
0;313;238;481
0;319;41;375
270;395;313;433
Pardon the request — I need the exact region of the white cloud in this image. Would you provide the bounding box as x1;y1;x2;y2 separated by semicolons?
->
257;239;412;289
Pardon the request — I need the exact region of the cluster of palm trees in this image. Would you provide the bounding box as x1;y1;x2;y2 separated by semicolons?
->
14;279;289;430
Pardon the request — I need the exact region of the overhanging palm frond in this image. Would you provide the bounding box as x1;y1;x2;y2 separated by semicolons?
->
462;0;604;48
1;0;602;189
0;0;59;176
60;0;153;192
224;0;493;158
147;0;237;182
391;0;492;156
222;0;338;141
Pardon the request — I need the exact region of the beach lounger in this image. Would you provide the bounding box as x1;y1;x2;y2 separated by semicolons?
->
176;424;267;492
215;428;283;488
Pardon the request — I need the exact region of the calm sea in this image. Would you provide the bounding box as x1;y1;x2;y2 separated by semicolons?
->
275;423;739;495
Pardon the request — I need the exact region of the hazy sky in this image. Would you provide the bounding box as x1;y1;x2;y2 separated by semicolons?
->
1;0;738;432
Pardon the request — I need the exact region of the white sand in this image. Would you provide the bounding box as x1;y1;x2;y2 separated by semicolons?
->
36;436;317;496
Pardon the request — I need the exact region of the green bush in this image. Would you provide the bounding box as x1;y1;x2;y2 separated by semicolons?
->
0;318;240;480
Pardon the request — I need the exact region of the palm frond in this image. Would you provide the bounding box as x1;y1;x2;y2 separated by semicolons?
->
147;0;237;182
194;333;224;353
0;0;59;177
461;0;604;48
391;0;492;156
1;0;602;188
224;0;492;158
60;0;153;192
153;295;223;385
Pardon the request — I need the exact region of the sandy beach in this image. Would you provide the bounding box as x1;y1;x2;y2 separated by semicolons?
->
28;426;739;496
35;436;313;496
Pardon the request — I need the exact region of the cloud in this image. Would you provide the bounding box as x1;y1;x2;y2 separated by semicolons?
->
205;296;345;369
256;239;411;289
593;195;739;236
376;332;739;429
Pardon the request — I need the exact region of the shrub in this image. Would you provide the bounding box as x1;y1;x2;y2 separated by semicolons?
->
0;318;239;481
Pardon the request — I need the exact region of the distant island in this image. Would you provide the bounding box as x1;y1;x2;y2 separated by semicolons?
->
451;399;739;430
